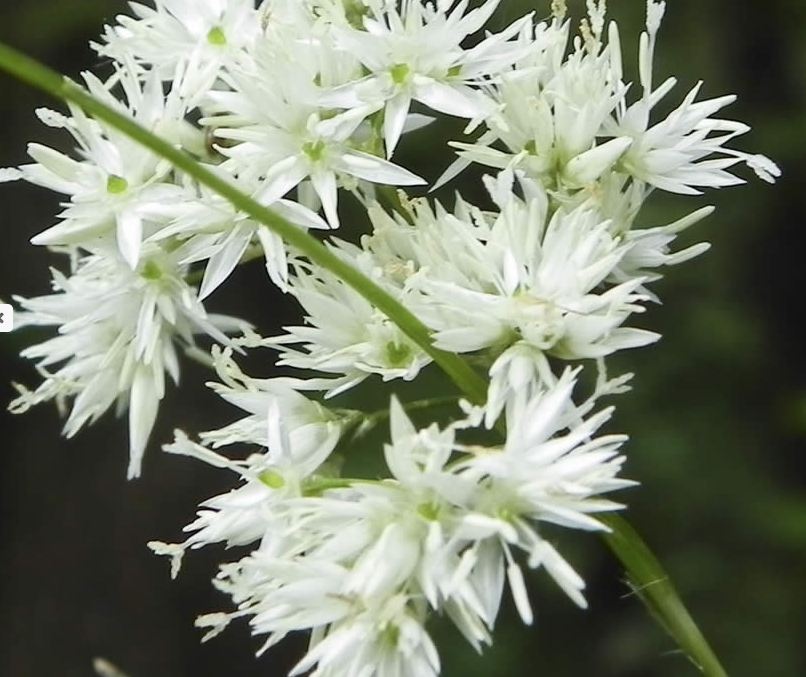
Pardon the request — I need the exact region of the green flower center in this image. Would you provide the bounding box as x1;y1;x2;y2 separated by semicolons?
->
140;260;163;281
344;0;370;28
260;470;286;489
390;63;411;86
303;140;327;163
386;341;412;367
382;624;401;648
417;502;440;521
106;175;129;194
207;26;227;46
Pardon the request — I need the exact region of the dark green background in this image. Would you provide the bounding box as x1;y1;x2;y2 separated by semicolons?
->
1;2;803;675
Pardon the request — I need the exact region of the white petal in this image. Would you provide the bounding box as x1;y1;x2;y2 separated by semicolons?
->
31;218;109;246
310;170;339;229
745;153;781;183
128;366;160;479
26;143;84;185
507;562;533;625
0;168;22;182
336;151;425;186
272;199;330;231
564;137;633;187
256;156;308;205
117;210;143;269
389;396;416;444
256;227;289;290
199;226;252;300
413;79;487;119
384;93;412;158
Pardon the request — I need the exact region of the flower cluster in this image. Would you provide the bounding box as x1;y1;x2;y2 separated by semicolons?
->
151;361;630;675
5;0;777;674
9;246;245;478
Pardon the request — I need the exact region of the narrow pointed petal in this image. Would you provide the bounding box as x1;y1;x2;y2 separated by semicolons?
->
128;367;160;479
336;151;425;186
199;226;252;300
384;93;412;158
117;210;143;269
565;137;633;187
310;170;339;229
413;79;487;119
256;156;309;205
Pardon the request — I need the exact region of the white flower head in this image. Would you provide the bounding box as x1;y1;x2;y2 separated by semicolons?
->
606;9;781;195
10;67;191;269
323;0;533;156
267;246;431;396
153;175;330;299
455;369;635;612
364;176;658;383
160;379;634;667
148;361;344;569
10;245;245;478
2;1;780;674
96;0;262;102
202;27;425;228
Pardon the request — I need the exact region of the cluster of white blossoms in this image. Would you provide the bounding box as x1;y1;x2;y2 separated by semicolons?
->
5;0;778;674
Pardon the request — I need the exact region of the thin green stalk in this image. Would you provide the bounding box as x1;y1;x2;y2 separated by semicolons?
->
600;515;728;677
0;41;727;677
0;41;488;406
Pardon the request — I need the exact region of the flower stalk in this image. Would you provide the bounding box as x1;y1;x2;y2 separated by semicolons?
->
0;42;488;404
601;515;728;677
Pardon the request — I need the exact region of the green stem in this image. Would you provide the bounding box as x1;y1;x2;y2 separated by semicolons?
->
0;41;726;677
0;41;488;406
600;515;728;677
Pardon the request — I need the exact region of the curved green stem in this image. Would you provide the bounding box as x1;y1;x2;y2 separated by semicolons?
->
0;41;488;406
0;41;726;677
600;515;728;677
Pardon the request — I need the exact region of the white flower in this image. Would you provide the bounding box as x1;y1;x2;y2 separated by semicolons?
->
10;245;244;478
440;20;631;195
153;177;330;298
364;173;658;373
440;3;780;198
201;347;345;463
6;68;191;268
267;246;431;396
290;593;440;677
202;28;425;228
455;369;635;613
3;0;780;673
323;0;532;155
96;0;262;103
485;340;554;428
610;206;714;300
149;366;343;574
199;556;441;677
605;5;781;194
161;377;633;668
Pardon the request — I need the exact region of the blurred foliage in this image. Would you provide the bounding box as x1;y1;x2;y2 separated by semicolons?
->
0;1;804;676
